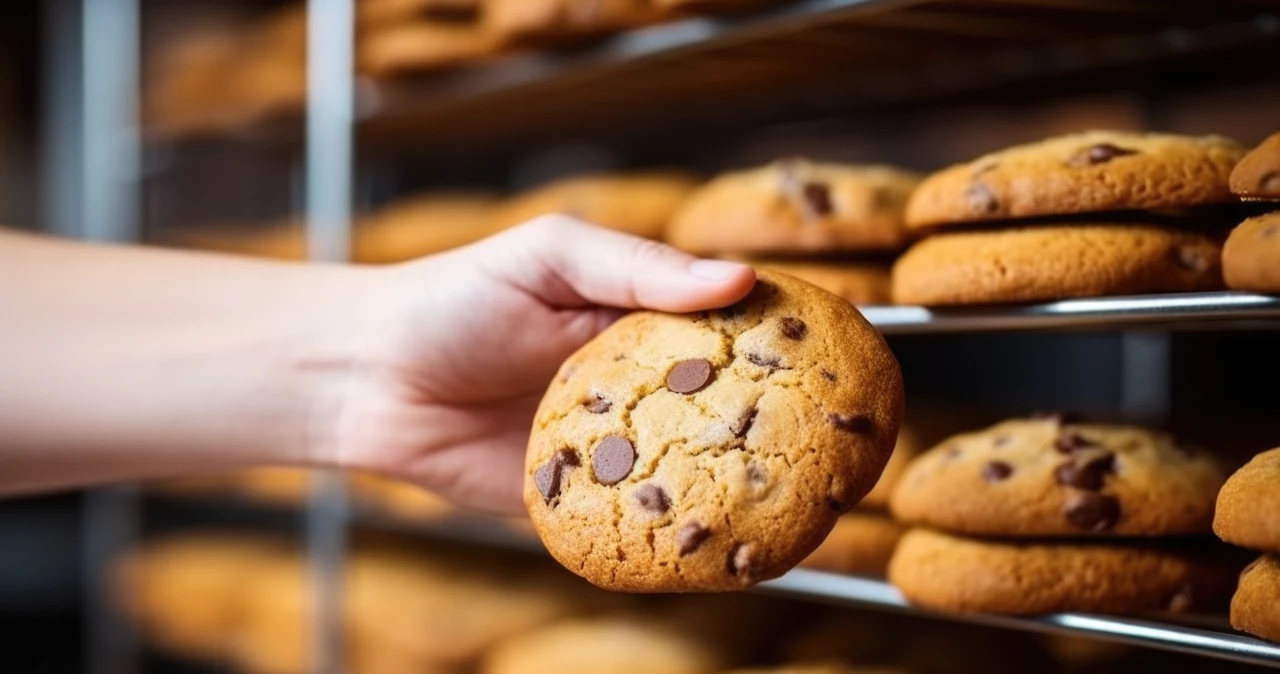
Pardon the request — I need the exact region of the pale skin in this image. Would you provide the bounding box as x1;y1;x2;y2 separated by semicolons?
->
0;216;756;514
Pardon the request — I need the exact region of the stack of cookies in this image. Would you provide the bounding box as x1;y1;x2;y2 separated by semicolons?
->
893;131;1247;306
887;415;1237;616
668;158;920;306
1213;447;1280;644
1223;131;1280;295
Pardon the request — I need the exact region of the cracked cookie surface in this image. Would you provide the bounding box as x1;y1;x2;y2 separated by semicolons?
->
890;417;1226;537
524;271;904;591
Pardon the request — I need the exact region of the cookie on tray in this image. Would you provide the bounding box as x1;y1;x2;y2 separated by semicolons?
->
667;159;919;255
905;131;1246;229
753;262;891;306
487;172;698;240
359;20;500;77
860;427;920;511
799;511;905;577
1231;555;1280;644
890;223;1224;306
354;191;498;262
1222;212;1280;294
1230;131;1280;201
480;615;726;674
888;528;1237;616
525;271;904;591
358;0;480;26
890;416;1226;537
1214;447;1280;553
483;0;666;44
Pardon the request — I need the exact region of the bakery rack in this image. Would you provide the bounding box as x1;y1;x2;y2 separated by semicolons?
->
38;0;1280;672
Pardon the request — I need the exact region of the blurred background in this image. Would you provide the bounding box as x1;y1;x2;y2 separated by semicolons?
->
2;0;1280;673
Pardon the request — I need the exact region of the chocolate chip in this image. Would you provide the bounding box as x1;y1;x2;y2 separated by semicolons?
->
731;407;757;438
966;183;998;214
1063;492;1120;532
801;182;833;218
584;394;611;414
676;521;710;555
667;359;713;394
1068;143;1137;167
829;413;872;434
982;461;1013;482
746;352;781;369
1260;172;1280;193
592;435;635;485
634;483;670;513
1054;431;1096;454
1055;451;1115;491
780;317;807;340
746;462;767;485
729;543;758;581
1175;246;1211;273
820;369;837;382
534;449;579;503
1264;225;1277;239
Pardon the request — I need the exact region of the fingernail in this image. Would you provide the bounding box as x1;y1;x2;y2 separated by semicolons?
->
688;259;750;281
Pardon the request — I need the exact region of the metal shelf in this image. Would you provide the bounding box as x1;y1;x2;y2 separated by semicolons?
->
864;292;1280;335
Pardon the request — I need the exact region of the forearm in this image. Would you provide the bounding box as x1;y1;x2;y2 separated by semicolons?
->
0;229;384;493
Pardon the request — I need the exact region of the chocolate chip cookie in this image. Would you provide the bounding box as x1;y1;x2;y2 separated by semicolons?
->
1231;555;1280;643
1230;131;1280;201
487;172;699;240
888;528;1237;615
667;159;920;255
890;417;1226;537
799;511;904;578
751;261;892;306
359;20;500;78
483;0;667;45
905;131;1246;229
891;223;1224;306
1223;212;1280;293
1214;447;1280;553
525;271;904;591
480;615;726;674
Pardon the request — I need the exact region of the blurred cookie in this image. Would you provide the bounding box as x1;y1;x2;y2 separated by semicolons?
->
349;473;455;520
891;224;1223;306
1214;447;1280;553
526;271;903;591
800;511;904;577
1230;131;1280;200
231;554;310;674
888;528;1236;615
238;467;314;506
484;0;666;44
1222;212;1280;293
860;428;919;511
668;159;919;255
355;191;499;262
480;614;726;674
755;262;891;306
358;0;480;26
1231;555;1280;643
905;131;1245;229
890;417;1226;537
488;172;698;240
359;20;499;77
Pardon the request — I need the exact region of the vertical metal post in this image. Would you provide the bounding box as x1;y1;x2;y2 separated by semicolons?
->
305;1;354;673
1120;332;1171;426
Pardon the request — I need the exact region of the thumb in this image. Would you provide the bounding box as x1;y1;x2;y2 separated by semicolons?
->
482;215;757;312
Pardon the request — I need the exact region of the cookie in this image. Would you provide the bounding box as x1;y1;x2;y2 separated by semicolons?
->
667;159;920;255
359;20;499;77
231;553;311;674
891;224;1224;306
348;473;455;520
1214;447;1280;553
355;191;499;262
480;615;725;674
890;417;1226;537
487;172;698;240
1222;212;1280;293
752;261;891;306
799;511;904;577
1231;555;1280;643
1230;132;1280;200
237;467;314;506
888;528;1236;615
483;0;666;44
860;427;919;510
358;0;480;26
905;131;1246;229
723;666;899;674
525;270;904;591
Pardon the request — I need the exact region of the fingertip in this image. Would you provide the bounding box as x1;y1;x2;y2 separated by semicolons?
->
688;258;757;307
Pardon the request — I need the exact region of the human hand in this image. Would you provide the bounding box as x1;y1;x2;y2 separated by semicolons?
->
327;216;756;514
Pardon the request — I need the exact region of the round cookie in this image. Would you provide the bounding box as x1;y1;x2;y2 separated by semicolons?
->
359;20;499;77
888;528;1237;616
525;270;904;591
1222;212;1280;293
753;261;891;306
889;416;1226;537
667;159;920;256
487;172;698;240
1231;555;1280;643
799;511;904;577
890;224;1224;306
1230;131;1280;200
480;615;726;674
1214;447;1280;553
354;191;499;262
483;0;667;44
905;131;1246;229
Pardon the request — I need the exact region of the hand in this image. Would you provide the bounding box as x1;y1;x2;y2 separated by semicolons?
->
328;216;756;514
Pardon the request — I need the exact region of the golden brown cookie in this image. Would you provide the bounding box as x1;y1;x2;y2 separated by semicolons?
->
888;528;1236;616
860;427;919;511
906;131;1246;229
230;553;310;674
349;473;455;520
753;262;891;306
668;159;920;255
358;0;480;26
891;224;1224;306
480;615;726;674
143;27;243;137
483;0;667;44
1214;447;1280;553
488;172;698;240
1230;132;1280;201
237;467;314;506
225;6;308;126
355;191;499;262
526;271;904;591
359;19;500;77
722;666;902;674
799;511;904;577
890;416;1226;538
1222;212;1280;293
1231;555;1280;643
